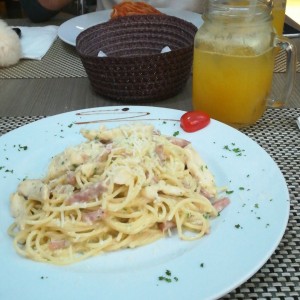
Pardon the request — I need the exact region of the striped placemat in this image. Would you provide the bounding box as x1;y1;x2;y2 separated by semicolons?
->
0;39;299;79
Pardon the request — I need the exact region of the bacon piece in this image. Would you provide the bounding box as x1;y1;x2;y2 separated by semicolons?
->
98;145;112;162
213;197;230;212
66;181;107;204
158;221;176;232
168;137;190;148
155;144;166;161
82;208;106;223
48;240;69;251
201;189;214;200
66;171;76;185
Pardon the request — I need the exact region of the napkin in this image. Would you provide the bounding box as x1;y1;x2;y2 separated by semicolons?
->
97;46;171;57
18;25;58;60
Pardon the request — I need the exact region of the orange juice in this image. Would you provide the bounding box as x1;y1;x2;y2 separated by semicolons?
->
229;1;286;36
192;47;275;127
272;5;286;36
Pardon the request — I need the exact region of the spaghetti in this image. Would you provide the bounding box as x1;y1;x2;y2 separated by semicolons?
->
8;123;229;265
110;1;163;19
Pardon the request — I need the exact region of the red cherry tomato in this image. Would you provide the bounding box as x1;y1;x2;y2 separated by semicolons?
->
180;111;210;132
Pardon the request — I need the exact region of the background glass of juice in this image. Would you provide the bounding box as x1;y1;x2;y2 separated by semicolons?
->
192;0;296;128
272;0;287;36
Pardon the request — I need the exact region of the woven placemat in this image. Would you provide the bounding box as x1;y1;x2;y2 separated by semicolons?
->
0;38;299;79
274;49;300;73
0;108;299;299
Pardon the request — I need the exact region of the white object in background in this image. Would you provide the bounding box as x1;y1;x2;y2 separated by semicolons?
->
285;0;300;31
0;20;21;67
97;46;171;57
19;25;58;60
161;46;171;53
296;116;300;130
97;50;107;57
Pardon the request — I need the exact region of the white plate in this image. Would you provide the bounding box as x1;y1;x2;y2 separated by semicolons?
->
0;106;289;300
58;9;203;46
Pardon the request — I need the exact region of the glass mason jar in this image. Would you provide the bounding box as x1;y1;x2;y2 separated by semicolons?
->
192;0;296;128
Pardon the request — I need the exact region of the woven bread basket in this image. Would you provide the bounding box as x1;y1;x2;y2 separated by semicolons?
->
76;14;197;102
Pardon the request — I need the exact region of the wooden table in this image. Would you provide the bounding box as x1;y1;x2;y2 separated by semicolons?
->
1;15;300;117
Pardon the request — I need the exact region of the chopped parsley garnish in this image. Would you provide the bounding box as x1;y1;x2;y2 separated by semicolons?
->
18;144;28;151
203;213;210;219
225;190;234;194
158;270;179;283
223;144;245;156
173;131;179;137
158;276;172;283
200;165;208;171
186;212;192;218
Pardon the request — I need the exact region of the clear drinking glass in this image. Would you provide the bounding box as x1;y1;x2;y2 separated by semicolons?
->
272;0;287;36
192;0;296;127
77;0;87;15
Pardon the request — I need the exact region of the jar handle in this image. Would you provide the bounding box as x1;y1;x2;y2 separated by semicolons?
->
268;37;297;108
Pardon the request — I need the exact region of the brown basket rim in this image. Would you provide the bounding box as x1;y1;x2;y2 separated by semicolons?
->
76;14;197;59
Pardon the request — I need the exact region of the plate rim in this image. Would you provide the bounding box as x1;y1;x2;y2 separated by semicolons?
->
57;8;203;46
